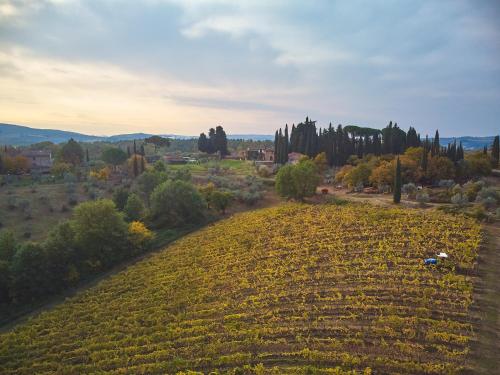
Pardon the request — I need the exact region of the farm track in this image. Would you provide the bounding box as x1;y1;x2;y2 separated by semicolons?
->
470;223;500;374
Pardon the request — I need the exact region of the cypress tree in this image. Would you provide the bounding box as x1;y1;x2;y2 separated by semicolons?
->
284;124;289;163
274;130;280;164
133;155;139;177
492;135;499;168
483;146;487;155
421;147;428;172
86;149;89;163
133;140;137;154
208;128;216;154
198;133;209;153
127;146;131;157
393;157;402;204
214;126;228;156
140;144;145;156
140;156;145;173
431;130;440;157
457;142;464;161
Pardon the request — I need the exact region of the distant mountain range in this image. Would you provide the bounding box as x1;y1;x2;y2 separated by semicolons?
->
0;123;275;145
0;123;495;149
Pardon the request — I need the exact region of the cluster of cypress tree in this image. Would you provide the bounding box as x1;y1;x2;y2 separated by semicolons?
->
274;118;469;167
198;126;228;155
274;125;289;164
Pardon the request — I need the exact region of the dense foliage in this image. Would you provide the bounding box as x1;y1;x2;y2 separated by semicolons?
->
275;159;320;201
273;119;492;176
0;200;153;308
0;204;481;374
198;126;229;155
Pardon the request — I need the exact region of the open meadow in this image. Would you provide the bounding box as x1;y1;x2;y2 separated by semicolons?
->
0;203;482;374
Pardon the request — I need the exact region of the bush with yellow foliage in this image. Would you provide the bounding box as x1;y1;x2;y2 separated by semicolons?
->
128;221;154;254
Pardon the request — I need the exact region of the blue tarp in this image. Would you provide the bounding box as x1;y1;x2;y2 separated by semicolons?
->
424;258;437;265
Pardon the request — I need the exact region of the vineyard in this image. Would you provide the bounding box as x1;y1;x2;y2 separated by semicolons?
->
0;204;481;374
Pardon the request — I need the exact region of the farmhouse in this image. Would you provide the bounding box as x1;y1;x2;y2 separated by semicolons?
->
145;155;161;163
244;148;274;162
287;152;304;164
21;150;53;173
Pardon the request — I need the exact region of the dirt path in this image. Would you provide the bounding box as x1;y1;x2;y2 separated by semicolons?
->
470;223;500;374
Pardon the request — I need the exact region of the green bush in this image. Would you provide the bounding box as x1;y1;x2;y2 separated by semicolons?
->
112;187;130;211
124;193;144;221
275;160;320;201
150;180;206;227
72;199;129;270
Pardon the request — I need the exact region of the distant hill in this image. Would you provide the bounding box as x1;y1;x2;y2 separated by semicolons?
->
0;123;274;145
0;122;494;148
440;136;495;150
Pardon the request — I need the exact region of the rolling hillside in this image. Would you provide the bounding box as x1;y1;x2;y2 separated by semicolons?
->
0;204;481;374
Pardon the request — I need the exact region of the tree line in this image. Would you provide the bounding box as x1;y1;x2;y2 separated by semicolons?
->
272;117;499;168
197;126;228;155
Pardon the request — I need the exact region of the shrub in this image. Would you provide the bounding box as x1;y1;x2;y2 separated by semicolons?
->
170;168;192;182
153;160;167;172
137;170;169;201
210;190;233;214
43;221;79;288
256;165;272;178
416;191;430;207
9;242;51;303
128;221;154;254
124;193;144;221
72;199;129;269
480;196;497;209
112;187;130;211
7;196;17;210
101;147;128;167
239;191;262;206
68;195;78;206
475;187;499;204
0;230;17;262
150;180;206;227
51;162;72;178
463;180;483;201
402;183;417;198
344;163;372;188
451;193;468;207
467;205;489;221
276;160;319;201
325;195;349;205
426;157;455;182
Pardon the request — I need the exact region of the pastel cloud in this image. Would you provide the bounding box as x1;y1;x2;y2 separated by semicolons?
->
0;0;499;136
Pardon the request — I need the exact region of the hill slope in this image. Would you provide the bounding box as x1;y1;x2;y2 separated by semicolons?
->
0;204;481;374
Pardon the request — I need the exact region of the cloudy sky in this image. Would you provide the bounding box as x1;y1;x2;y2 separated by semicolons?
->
0;0;499;136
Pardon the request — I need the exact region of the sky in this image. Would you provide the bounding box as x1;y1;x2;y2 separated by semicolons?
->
0;0;499;137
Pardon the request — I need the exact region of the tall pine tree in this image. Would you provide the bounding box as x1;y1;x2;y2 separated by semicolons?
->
393;157;402;204
492;135;499;168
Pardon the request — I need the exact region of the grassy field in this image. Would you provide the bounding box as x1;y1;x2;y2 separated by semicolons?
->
0;203;481;374
0;182;113;241
169;159;257;176
0;183;76;241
